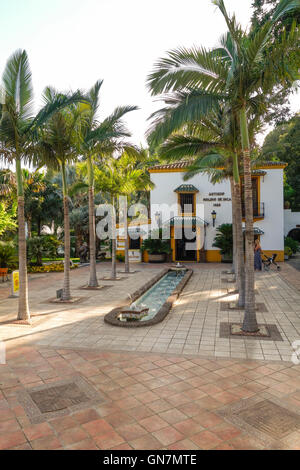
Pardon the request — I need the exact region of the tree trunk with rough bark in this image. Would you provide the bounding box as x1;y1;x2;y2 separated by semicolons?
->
87;156;98;287
233;179;246;308
230;177;237;277
111;196;117;279
240;107;258;332
61;164;71;301
17;196;31;322
16;157;30;322
124;196;130;273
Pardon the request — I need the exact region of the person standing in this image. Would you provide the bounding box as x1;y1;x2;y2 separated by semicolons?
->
254;239;262;271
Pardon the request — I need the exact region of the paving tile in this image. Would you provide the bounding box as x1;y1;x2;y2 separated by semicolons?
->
139;415;169;432
190;430;223;450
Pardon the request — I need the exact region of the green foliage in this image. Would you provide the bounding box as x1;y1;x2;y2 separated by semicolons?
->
284;236;300;253
116;253;125;262
261;115;300;210
0;241;16;268
212;224;233;256
0;202;17;236
27;235;61;266
284;245;293;256
251;0;300;124
141;230;171;254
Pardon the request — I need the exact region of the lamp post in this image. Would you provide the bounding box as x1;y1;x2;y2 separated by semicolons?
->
155;211;161;228
211;210;217;228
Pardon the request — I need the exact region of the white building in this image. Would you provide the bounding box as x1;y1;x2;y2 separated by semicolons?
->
116;160;287;263
148;160;286;263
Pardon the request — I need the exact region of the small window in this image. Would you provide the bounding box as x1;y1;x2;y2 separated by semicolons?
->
179;193;195;215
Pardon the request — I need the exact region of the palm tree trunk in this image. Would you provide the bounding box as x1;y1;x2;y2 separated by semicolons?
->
124;196;130;273
233;178;246;308
61;163;71;301
230;177;237;276
111;196;117;279
87;156;98;287
16;158;30;322
240;107;258;332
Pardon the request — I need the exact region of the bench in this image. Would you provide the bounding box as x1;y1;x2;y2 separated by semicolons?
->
0;268;8;282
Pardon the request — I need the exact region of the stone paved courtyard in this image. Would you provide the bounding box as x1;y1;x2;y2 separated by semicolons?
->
0;261;299;450
0;262;299;361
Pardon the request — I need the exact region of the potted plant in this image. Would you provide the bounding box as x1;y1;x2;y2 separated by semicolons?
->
284;237;300;258
212;224;233;263
141;229;171;263
284;246;292;260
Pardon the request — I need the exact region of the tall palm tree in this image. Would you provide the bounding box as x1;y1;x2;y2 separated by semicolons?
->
93;158;121;279
79;80;138;287
154;106;246;307
37;87;86;301
0;50;84;320
115;149;154;273
147;0;299;331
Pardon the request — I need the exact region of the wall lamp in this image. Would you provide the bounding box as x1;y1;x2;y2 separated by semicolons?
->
211;210;217;227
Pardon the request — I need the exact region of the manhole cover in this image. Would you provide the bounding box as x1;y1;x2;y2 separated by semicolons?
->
18;375;106;423
30;382;89;413
218;398;300;446
237;400;300;439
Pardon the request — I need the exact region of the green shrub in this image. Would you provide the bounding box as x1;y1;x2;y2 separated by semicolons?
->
116;253;125;262
141;229;171;255
284;246;293;257
0;241;16;268
284;237;300;254
212;224;233;257
27;235;61;266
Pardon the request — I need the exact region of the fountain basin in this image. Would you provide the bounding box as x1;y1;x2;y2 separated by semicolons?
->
104;268;193;328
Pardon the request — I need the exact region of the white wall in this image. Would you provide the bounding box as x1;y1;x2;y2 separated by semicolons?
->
150;168;285;251
259;169;284;251
284;209;300;236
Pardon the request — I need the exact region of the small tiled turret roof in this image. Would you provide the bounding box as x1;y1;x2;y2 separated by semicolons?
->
174;184;199;193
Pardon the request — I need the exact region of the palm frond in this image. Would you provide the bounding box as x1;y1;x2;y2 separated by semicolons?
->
147;90;222;148
2;49;34;120
147;46;229;95
158;135;220;161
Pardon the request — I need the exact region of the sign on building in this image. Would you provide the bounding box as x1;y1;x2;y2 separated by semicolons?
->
11;271;19;297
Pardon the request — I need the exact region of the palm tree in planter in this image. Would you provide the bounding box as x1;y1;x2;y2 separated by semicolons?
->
37;87;86;301
149;103;247;307
78;80;138;287
0;50;84;320
147;0;300;331
93;157;122;280
116;149;154;273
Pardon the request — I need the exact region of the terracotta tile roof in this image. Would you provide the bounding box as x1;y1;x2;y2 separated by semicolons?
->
149;161;287;171
149;161;192;170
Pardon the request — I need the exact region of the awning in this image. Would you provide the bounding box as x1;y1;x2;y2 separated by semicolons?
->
174;184;199;193
163;216;209;227
243;226;264;235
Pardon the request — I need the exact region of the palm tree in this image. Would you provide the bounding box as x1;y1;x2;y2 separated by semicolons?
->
37;87;86;301
154;106;246;307
79;80;138;287
115;149;154;273
0;50;84;321
93;157;120;279
147;0;299;331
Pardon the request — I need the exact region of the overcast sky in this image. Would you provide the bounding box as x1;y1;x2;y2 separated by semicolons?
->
0;0;299;147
